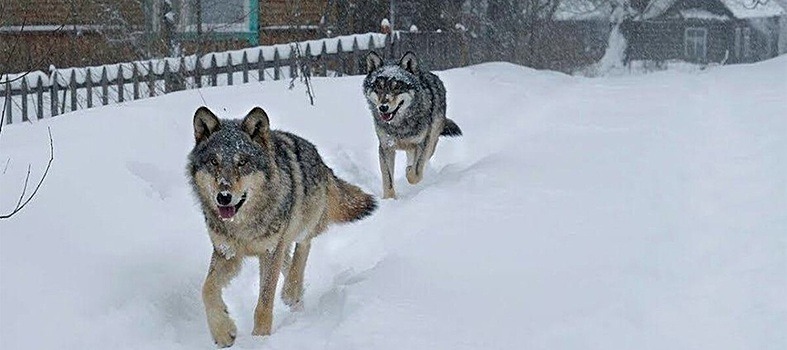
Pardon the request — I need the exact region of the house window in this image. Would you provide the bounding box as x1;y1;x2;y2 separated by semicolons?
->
178;0;253;33
684;27;707;62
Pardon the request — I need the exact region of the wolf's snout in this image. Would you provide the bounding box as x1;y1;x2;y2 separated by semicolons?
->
216;192;233;206
378;105;389;113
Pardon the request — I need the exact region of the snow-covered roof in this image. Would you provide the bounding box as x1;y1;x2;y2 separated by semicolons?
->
679;8;731;20
554;0;613;21
720;0;785;18
642;0;785;20
641;0;678;20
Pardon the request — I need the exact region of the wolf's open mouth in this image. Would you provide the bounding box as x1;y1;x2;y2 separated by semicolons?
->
217;193;247;220
379;101;403;122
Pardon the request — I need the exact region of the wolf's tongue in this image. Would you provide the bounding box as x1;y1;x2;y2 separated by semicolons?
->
218;206;236;220
380;113;394;122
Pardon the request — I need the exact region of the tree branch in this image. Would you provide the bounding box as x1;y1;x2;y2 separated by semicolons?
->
0;127;54;220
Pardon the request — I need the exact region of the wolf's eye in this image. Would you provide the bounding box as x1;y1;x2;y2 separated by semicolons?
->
238;159;248;167
209;158;219;166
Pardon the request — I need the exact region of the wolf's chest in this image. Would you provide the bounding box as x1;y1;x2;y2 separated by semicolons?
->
209;223;282;257
377;126;429;149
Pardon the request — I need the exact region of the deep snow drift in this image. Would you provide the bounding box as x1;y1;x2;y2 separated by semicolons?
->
1;57;786;350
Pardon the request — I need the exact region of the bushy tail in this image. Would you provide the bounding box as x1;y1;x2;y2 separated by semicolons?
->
328;177;377;223
440;118;462;137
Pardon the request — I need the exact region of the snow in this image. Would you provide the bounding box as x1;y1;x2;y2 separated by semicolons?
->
554;0;613;21
585;23;628;76
720;0;785;18
642;0;785;19
641;0;678;20
2;57;787;350
679;8;731;20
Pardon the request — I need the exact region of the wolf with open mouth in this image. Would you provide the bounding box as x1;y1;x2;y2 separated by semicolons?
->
187;106;376;347
363;51;462;199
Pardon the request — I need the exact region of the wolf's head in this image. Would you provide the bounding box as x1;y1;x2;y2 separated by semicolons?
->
363;51;421;124
187;107;276;222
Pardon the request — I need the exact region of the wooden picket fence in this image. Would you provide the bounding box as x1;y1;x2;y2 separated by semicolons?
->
1;32;398;125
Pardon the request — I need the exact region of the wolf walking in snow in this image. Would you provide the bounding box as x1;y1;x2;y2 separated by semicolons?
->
187;107;376;347
363;51;462;199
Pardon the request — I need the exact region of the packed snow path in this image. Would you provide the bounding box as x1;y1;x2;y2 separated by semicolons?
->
1;58;785;349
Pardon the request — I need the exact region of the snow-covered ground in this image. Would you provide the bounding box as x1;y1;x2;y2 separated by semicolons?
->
1;57;786;350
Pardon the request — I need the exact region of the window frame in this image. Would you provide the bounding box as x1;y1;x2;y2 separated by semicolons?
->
684;27;708;62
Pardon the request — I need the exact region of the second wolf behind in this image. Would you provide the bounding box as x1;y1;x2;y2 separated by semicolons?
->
363;51;462;199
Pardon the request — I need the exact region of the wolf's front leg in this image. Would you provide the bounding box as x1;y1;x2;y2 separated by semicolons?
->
406;144;425;184
379;144;397;199
203;251;242;348
282;240;312;310
253;240;288;336
407;123;442;184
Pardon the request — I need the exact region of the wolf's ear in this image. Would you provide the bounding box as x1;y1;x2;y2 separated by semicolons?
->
366;51;383;74
242;107;271;147
399;51;419;74
193;107;220;144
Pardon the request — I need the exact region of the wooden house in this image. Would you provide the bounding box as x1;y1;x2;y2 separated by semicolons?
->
1;0;335;73
622;0;784;64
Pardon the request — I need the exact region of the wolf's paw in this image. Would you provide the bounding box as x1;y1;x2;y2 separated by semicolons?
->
382;189;397;199
287;299;305;312
406;166;422;184
281;287;303;310
208;312;237;348
252;323;272;337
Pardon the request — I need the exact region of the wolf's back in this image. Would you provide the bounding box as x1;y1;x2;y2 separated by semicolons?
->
327;177;377;223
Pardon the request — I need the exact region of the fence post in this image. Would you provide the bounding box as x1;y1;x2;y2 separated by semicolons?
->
336;39;345;77
147;61;156;97
241;51;249;84
100;67;109;106
132;63;140;100
4;81;12;124
257;49;266;81
86;68;93;108
304;43;313;78
289;45;298;79
36;75;44;119
273;48;281;80
366;35;376;74
50;66;59;117
387;32;396;60
69;70;77;112
226;53;233;86
319;41;327;77
210;54;218;87
117;65;125;103
20;77;29;122
195;55;203;88
350;37;359;75
176;56;186;91
163;60;171;93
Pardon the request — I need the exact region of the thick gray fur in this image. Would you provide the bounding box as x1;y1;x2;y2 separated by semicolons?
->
363;51;462;199
187;107;376;347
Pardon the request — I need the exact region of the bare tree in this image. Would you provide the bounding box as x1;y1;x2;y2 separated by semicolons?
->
0;3;57;219
1;61;55;220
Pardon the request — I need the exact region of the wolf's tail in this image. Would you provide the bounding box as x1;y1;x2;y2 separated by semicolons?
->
440;118;462;137
328;177;377;223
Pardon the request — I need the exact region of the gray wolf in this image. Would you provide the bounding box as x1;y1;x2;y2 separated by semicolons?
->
363;51;462;199
187;106;376;347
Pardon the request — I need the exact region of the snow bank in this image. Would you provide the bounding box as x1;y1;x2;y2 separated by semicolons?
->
1;59;785;350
